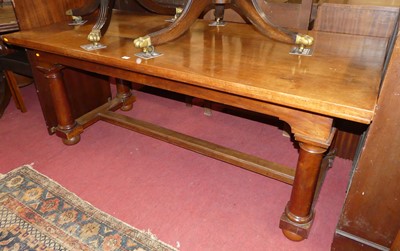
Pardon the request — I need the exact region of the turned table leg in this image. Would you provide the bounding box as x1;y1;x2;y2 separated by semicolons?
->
37;64;82;145
234;0;295;44
114;77;134;111
279;142;328;241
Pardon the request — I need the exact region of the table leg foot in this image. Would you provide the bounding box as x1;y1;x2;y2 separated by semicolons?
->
62;135;81;145
115;78;134;111
282;229;305;242
55;122;84;146
120;103;133;111
279;209;314;241
278;142;326;241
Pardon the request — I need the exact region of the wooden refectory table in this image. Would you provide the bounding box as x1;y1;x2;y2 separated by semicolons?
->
2;10;388;241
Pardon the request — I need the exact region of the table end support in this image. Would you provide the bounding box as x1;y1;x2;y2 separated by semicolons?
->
279;142;328;241
279;207;314;241
55;122;83;145
37;63;84;146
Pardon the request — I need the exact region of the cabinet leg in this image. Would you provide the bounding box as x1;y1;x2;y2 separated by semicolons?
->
279;142;327;241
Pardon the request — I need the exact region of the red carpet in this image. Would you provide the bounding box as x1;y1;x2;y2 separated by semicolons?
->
0;84;352;250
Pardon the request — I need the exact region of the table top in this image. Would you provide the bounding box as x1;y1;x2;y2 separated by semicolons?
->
2;10;388;124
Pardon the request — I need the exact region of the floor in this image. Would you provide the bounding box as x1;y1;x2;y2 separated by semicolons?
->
0;84;353;250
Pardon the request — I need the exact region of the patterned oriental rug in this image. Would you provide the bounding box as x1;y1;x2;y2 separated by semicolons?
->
0;165;178;251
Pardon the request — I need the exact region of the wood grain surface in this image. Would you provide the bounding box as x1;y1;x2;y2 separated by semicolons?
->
3;10;388;123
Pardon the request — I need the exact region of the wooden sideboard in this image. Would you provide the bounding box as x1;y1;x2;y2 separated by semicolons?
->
307;3;400;249
330;8;400;251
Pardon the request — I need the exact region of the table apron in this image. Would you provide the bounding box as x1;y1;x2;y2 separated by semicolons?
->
31;50;334;146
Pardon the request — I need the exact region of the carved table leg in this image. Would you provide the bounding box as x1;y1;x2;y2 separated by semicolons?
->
233;0;295;44
85;0;177;45
279;142;328;241
134;0;212;49
276;110;335;240
37;65;82;145
114;77;134;111
87;0;116;44
230;0;313;47
134;0;313;50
